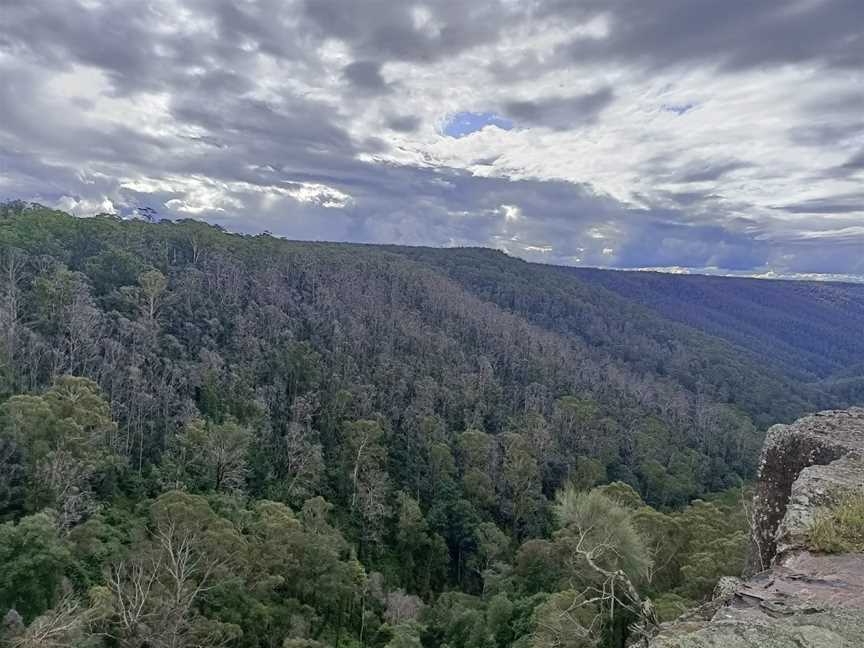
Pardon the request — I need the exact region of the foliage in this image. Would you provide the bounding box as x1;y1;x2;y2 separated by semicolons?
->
162;417;252;492
0;205;822;647
553;489;652;585
531;590;600;648
807;492;864;553
674;498;749;601
570;266;864;404
0;511;71;623
0;377;119;523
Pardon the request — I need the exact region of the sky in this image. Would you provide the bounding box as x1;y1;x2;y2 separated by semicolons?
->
1;0;863;279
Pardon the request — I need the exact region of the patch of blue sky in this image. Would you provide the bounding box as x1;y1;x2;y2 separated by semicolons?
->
442;111;514;138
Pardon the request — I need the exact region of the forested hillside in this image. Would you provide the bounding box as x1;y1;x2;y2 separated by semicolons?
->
0;203;861;648
380;246;847;426
569;267;864;397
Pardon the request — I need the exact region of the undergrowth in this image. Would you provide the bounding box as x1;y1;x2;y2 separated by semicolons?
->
808;492;864;553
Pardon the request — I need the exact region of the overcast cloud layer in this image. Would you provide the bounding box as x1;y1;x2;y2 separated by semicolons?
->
1;0;862;278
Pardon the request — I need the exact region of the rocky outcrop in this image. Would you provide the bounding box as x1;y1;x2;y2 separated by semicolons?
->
649;408;864;648
747;408;864;573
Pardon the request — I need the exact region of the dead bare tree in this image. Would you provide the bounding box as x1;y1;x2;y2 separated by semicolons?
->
104;519;231;648
281;421;323;500
8;595;92;648
107;555;162;641
0;248;26;390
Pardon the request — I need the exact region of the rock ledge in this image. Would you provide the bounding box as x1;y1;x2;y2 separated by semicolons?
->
649;408;864;648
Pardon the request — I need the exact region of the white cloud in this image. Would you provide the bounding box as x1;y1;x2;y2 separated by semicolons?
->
2;0;862;279
122;175;353;214
54;195;116;216
500;204;521;222
283;182;354;208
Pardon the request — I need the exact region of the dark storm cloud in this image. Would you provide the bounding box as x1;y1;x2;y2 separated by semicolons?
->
0;146;83;198
791;91;864;177
301;0;861;74
636;155;752;189
841;149;864;171
502;88;615;130
659;190;721;207
304;163;787;274
0;0;319;97
3;1;861;90
301;0;520;63
554;0;864;72
343;61;391;94
169;94;356;161
612;219;770;271
316;164;687;268
386;115;422;133
0;0;157;84
774;195;864;215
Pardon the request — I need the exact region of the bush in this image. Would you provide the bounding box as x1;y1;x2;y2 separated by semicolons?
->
553;488;652;583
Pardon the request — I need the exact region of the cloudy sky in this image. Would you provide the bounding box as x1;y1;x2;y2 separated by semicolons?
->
1;0;862;278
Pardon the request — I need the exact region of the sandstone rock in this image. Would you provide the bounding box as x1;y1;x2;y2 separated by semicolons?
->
748;407;864;573
648;407;864;648
650;606;864;648
777;455;864;557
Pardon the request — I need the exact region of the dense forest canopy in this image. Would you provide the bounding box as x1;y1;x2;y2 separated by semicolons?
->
0;202;861;647
567;267;864;388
